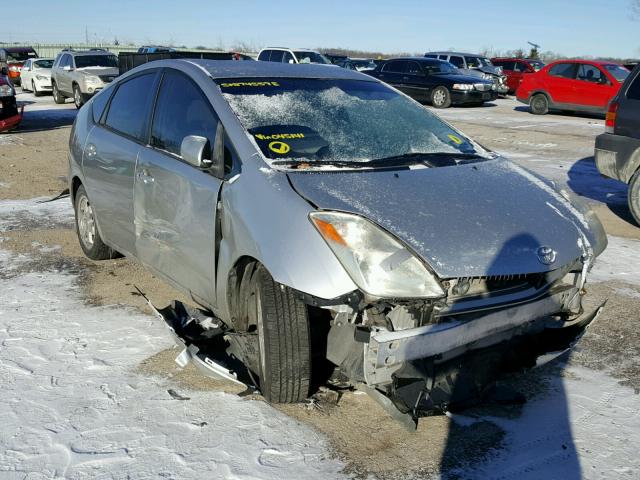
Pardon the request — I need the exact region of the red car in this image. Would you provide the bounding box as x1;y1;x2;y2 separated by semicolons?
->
491;57;545;93
517;59;630;115
0;47;39;86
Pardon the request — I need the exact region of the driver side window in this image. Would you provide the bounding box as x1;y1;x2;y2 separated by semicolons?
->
151;70;219;158
577;64;606;83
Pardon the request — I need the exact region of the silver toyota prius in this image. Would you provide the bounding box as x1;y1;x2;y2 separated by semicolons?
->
69;59;607;426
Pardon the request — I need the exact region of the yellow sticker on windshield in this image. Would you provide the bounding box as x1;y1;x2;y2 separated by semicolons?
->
220;81;280;88
268;141;291;155
447;134;463;145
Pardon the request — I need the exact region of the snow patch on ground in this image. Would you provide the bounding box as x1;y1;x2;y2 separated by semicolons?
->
0;197;74;231
0;248;346;479
0;134;24;146
590;235;640;286
449;365;640;480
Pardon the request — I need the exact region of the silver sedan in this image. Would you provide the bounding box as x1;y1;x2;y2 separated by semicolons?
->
68;60;607;426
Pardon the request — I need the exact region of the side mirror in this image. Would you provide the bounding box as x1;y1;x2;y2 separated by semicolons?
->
181;135;213;168
180;123;225;178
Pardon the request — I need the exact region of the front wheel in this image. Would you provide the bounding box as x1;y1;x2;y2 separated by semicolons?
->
74;185;115;260
73;85;84;109
431;86;452;108
629;169;640;226
52;83;65;104
530;93;549;115
248;264;311;403
32;80;43;97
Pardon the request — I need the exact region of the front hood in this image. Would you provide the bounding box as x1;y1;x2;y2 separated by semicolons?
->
78;67;119;77
288;159;598;278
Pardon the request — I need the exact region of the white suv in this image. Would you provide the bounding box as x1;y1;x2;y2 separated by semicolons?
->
257;47;332;65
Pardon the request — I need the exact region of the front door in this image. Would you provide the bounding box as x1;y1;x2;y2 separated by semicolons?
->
573;63;616;110
134;69;223;306
82;71;159;255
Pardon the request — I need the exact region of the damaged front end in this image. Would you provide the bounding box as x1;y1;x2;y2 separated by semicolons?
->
0;76;22;133
322;262;603;429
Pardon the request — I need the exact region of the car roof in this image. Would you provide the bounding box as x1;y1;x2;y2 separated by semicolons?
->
69;50;115;56
426;51;485;57
188;59;376;81
261;47;318;52
1;47;37;53
388;57;449;64
547;59;620;66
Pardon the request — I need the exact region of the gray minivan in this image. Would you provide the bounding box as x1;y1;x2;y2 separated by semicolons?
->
595;65;640;225
69;59;606;425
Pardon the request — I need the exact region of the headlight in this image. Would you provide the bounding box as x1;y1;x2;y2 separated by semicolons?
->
452;83;474;91
84;75;101;84
0;84;14;97
9;65;20;72
310;211;444;298
35;74;48;81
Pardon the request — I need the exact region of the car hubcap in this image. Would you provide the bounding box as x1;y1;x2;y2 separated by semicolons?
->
78;196;96;248
434;90;445;105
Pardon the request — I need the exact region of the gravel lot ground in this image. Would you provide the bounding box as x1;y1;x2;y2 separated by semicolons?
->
1;91;639;479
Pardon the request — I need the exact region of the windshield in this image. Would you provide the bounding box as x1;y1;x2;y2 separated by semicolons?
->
293;51;331;65
33;59;54;69
7;51;37;62
75;55;118;68
465;56;489;68
218;78;487;165
604;64;630;82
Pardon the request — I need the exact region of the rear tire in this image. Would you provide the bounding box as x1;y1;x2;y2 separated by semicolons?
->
629;169;640;226
52;82;65;104
431;86;452;108
530;93;549;115
248;264;311;403
74;185;115;260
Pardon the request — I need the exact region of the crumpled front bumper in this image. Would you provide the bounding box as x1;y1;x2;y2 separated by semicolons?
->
364;285;600;387
0;106;23;132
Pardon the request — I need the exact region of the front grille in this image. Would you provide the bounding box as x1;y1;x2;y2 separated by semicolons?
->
446;273;547;299
474;83;492;92
98;75;116;83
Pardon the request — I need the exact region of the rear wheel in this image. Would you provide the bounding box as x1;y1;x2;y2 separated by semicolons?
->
530;93;549;115
431;86;452;108
247;264;311;403
629;169;640;226
74;185;114;260
52;82;65;104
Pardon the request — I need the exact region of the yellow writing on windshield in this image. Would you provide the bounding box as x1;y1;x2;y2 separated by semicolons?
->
221;81;280;88
255;133;305;140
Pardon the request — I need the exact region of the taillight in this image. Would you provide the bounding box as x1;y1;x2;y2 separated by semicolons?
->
605;100;619;134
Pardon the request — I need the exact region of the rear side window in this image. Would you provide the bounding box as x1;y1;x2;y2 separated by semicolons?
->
549;63;576;79
425;54;437;59
258;50;270;61
627;73;640;100
406;61;422;74
270;50;284;62
449;56;465;68
92;89;111;123
501;61;516;71
105;73;156;141
382;60;407;73
151;71;219;157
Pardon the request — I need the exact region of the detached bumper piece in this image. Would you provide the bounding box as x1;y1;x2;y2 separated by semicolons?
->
0;106;23;132
145;297;258;394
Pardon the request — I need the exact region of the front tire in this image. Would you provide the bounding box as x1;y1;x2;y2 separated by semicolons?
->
32;80;43;97
530;93;549;115
73;85;84;109
431;86;452;109
74;185;114;260
248;264;311;403
52;82;65;104
629;169;640;226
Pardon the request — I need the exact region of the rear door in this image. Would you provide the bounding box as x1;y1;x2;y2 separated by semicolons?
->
546;62;578;104
573;63;616;110
377;60;407;89
401;61;430;101
134;69;222;306
82;70;159;255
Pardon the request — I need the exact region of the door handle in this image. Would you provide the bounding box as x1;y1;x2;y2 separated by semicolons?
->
137;168;154;184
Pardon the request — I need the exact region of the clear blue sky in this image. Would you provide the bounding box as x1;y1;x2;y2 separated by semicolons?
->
1;0;638;58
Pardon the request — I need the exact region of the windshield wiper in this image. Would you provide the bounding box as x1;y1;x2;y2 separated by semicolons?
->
273;152;485;170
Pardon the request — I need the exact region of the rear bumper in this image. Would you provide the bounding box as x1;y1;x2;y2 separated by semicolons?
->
595;132;640;183
451;89;498;104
